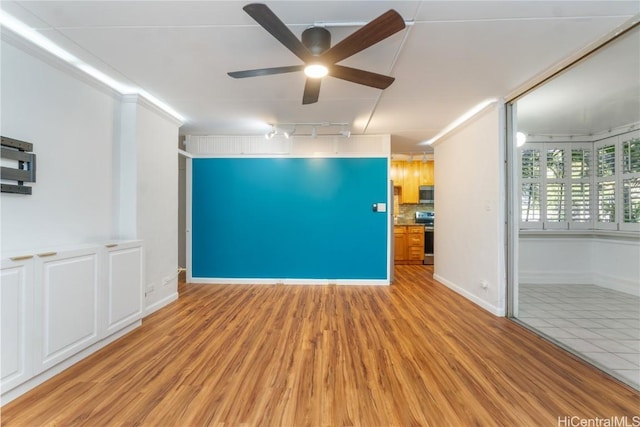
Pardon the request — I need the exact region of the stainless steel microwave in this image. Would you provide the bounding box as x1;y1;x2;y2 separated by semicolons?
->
419;185;434;204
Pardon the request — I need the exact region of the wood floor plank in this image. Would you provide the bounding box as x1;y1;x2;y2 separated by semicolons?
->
2;265;638;426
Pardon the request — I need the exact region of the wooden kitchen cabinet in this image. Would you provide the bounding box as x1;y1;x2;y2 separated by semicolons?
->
391;160;435;204
393;226;407;262
394;225;424;264
420;161;435;186
403;162;421;204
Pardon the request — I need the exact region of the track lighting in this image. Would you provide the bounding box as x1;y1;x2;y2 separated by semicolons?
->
264;122;350;138
283;128;296;139
265;126;276;139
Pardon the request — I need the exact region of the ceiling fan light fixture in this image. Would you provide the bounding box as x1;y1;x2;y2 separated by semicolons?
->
304;64;328;79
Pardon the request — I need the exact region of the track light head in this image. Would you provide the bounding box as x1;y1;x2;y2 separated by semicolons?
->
265;125;276;139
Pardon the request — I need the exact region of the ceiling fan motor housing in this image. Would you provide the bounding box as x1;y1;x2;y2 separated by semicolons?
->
302;27;331;56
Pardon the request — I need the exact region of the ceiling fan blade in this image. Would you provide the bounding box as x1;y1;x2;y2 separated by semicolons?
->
329;65;395;89
321;10;406;64
228;65;304;79
302;78;321;104
243;3;312;63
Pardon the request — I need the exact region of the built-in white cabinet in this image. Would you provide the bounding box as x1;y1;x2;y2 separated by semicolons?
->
1;256;35;392
0;241;143;398
35;248;101;372
104;242;144;335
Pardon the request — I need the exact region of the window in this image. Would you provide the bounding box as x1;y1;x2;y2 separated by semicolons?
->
521;149;541;223
545;149;566;223
571;149;590;222
571;183;590;221
597;181;616;222
622;137;640;224
597;144;615;177
521;183;541;221
623;177;640;222
518;130;640;231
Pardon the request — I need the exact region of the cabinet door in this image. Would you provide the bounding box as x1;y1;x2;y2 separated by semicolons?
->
1;257;34;391
420;161;435;185
394;230;407;261
390;161;405;187
403;162;421;203
104;242;143;335
35;248;100;372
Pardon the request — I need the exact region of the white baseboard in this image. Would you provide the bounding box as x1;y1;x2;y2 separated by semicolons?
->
593;273;639;296
189;278;390;286
433;273;505;317
519;270;591;285
520;271;639;297
144;291;179;316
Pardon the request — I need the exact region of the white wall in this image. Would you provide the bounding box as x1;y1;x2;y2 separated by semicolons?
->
520;235;640;296
135;101;180;312
1;37;181;313
433;104;506;316
1;40;115;252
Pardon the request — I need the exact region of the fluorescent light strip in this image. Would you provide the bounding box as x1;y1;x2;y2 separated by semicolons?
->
76;63;135;94
0;10;77;62
0;10;185;123
420;98;498;145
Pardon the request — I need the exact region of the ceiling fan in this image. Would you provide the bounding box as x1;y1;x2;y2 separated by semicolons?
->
227;3;406;104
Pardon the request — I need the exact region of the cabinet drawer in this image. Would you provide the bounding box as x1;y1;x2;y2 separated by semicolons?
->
408;246;424;260
394;226;406;234
407;234;423;245
407;226;424;234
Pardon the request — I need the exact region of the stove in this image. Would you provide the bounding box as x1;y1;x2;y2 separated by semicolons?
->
414;211;434;227
415;211;434;265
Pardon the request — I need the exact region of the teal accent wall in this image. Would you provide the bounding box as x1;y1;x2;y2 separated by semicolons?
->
192;157;388;280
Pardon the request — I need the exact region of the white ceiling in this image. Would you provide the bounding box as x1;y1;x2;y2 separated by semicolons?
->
2;1;639;153
517;24;640;138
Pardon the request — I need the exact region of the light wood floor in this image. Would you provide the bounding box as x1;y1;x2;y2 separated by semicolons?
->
2;265;638;426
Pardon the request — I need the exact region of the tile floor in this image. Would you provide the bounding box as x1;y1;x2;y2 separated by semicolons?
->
516;283;640;390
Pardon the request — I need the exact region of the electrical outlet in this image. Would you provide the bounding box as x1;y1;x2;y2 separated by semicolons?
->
480;280;489;290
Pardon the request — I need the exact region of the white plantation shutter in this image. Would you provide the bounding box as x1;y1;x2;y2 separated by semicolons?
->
519;131;640;232
571;183;590;221
621;136;640;226
546;183;565;222
545;149;566;225
520;148;542;227
521;183;541;222
597;144;616;177
597;181;616;223
570;149;591;224
594;138;618;229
